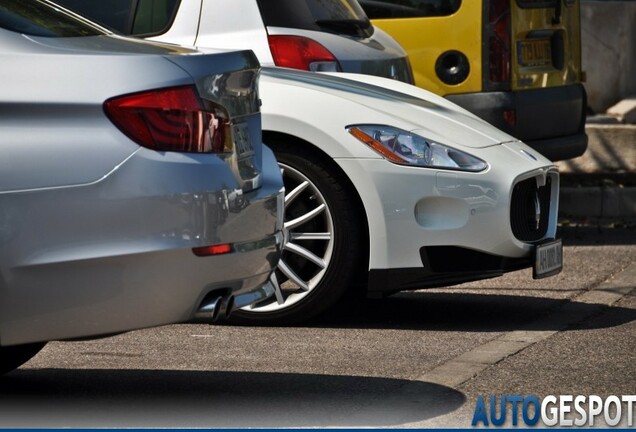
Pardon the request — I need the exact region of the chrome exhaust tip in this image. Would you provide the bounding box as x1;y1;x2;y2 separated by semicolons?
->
194;292;234;323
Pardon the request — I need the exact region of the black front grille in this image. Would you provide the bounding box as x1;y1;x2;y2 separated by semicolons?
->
510;177;551;242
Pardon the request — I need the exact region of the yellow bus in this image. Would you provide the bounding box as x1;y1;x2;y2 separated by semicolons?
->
360;0;587;161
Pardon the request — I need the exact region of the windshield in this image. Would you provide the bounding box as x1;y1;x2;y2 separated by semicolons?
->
0;0;104;37
257;0;374;38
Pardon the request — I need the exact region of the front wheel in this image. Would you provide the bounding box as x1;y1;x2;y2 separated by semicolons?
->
0;342;46;375
230;145;365;325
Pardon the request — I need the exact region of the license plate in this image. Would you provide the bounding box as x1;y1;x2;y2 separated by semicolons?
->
533;238;563;279
517;39;552;67
233;123;254;158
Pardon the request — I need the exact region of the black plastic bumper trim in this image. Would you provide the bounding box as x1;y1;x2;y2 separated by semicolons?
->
367;246;533;293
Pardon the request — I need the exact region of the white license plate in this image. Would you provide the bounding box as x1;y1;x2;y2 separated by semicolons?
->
517;38;552;67
533;238;563;279
233;123;254;158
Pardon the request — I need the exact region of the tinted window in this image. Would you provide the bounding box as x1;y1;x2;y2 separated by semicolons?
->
53;0;179;36
0;0;103;37
132;0;179;35
257;0;374;38
54;0;133;33
359;0;461;19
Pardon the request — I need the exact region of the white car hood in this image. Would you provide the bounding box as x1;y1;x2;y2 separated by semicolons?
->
260;67;517;149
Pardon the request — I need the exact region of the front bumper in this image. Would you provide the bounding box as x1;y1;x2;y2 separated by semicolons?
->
335;141;559;294
368;247;533;294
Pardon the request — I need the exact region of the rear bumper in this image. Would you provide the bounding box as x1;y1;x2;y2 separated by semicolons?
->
447;84;588;161
0;147;284;346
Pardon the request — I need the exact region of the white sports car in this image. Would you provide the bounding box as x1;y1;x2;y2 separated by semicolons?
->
232;68;562;324
53;1;564;325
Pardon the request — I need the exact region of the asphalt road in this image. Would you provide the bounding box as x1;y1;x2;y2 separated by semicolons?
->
1;226;634;428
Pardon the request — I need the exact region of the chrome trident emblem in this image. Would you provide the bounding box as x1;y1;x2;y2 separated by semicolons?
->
533;191;541;231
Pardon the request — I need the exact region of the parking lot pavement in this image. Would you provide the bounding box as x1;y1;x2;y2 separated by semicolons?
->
410;245;636;428
426;289;636;428
1;227;634;428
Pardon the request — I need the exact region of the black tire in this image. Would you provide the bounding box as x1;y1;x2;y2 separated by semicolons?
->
230;140;365;325
0;342;46;375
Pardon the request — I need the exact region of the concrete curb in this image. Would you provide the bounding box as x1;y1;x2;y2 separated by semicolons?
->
556;124;636;175
556;122;635;222
560;186;636;222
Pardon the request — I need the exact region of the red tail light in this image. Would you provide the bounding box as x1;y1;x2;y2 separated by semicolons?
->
487;0;511;88
268;34;341;72
192;243;233;257
104;85;231;153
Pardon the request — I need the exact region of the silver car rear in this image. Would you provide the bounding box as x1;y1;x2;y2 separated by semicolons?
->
0;0;283;348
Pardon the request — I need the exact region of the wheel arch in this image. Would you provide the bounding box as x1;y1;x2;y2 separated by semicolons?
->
262;129;371;286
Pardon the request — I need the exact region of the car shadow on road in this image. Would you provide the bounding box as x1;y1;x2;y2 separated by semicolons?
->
312;290;636;333
0;368;464;428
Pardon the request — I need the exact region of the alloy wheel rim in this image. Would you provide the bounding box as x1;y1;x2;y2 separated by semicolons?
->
242;163;335;313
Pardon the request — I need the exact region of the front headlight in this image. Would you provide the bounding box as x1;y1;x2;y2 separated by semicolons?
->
348;125;488;172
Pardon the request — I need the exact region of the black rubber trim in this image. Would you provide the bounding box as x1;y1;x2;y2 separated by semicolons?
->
367;246;533;293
